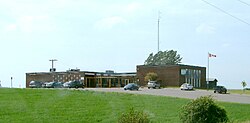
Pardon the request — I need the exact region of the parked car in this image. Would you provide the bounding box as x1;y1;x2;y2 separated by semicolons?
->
29;81;42;88
147;81;160;89
42;82;49;88
45;82;63;88
63;82;71;88
214;86;227;94
124;83;139;91
63;81;84;88
45;82;54;88
54;82;63;88
180;83;193;90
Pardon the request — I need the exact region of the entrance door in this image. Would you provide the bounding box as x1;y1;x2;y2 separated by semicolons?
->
125;79;130;85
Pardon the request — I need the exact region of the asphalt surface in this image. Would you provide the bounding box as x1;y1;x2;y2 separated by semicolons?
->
84;88;250;104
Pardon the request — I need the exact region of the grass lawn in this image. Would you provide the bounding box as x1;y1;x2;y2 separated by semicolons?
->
0;88;250;123
228;89;250;95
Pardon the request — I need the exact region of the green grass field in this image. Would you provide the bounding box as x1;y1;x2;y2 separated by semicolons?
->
0;88;250;123
228;89;250;95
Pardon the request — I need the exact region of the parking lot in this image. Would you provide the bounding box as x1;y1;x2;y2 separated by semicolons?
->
84;88;250;104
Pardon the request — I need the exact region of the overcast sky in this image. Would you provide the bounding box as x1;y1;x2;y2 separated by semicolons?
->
0;0;250;89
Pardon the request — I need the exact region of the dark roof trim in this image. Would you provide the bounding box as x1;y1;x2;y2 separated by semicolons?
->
137;64;205;68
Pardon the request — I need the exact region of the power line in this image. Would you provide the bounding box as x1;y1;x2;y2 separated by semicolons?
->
237;0;250;7
201;0;250;26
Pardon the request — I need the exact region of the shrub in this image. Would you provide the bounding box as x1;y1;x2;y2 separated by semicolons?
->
118;107;150;123
179;96;228;123
144;72;158;82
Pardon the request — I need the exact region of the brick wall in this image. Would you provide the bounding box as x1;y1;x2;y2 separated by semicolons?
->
136;65;206;88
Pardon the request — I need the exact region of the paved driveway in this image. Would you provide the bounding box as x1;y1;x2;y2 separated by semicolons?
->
84;88;250;104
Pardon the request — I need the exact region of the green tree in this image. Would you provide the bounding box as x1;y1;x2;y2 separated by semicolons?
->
144;50;182;65
180;96;228;123
144;72;158;82
242;81;247;92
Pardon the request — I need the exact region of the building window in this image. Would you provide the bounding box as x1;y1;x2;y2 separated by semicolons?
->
181;69;187;75
183;69;201;88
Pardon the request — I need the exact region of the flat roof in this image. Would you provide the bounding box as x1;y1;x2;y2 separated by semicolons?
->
137;64;206;68
26;71;136;75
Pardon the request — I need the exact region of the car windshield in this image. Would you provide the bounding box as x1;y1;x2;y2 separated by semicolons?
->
217;86;224;88
126;83;136;87
149;81;156;83
30;81;39;85
29;82;35;85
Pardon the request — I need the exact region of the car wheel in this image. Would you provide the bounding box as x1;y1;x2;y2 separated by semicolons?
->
214;91;216;93
148;87;150;89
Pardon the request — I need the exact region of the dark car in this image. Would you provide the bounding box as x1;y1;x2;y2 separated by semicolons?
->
214;86;227;94
29;81;42;88
63;80;84;88
124;83;139;91
53;82;63;88
45;82;63;88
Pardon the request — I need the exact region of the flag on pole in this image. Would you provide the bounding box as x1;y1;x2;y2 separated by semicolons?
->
208;53;216;57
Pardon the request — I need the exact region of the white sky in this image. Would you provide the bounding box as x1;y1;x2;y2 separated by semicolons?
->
0;0;250;89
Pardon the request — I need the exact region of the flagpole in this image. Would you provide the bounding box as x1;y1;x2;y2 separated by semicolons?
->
207;52;209;90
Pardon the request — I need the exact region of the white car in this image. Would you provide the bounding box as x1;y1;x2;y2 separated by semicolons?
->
147;81;160;89
180;83;193;90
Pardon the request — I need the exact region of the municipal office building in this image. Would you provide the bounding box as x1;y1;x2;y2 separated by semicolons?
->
26;64;208;88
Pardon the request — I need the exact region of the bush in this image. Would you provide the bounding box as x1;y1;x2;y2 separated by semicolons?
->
118;107;150;123
179;96;228;123
144;72;158;82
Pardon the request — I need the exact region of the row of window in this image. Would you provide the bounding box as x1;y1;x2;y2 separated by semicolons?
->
52;75;81;82
181;69;202;88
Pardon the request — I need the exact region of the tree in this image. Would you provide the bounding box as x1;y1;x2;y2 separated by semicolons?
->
144;50;182;65
242;81;247;92
180;96;228;123
144;72;158;82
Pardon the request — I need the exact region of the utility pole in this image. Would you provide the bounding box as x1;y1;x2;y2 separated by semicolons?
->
49;59;57;72
157;11;161;53
49;59;57;82
11;77;13;88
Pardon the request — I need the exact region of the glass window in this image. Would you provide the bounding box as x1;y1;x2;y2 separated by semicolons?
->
181;69;187;75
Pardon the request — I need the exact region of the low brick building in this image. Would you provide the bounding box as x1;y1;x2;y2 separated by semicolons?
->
26;69;137;88
26;64;206;88
136;64;206;88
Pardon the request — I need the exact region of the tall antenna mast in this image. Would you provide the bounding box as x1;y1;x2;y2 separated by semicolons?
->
157;11;161;53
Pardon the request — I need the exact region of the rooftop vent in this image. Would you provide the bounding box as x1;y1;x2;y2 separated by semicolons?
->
106;70;114;74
